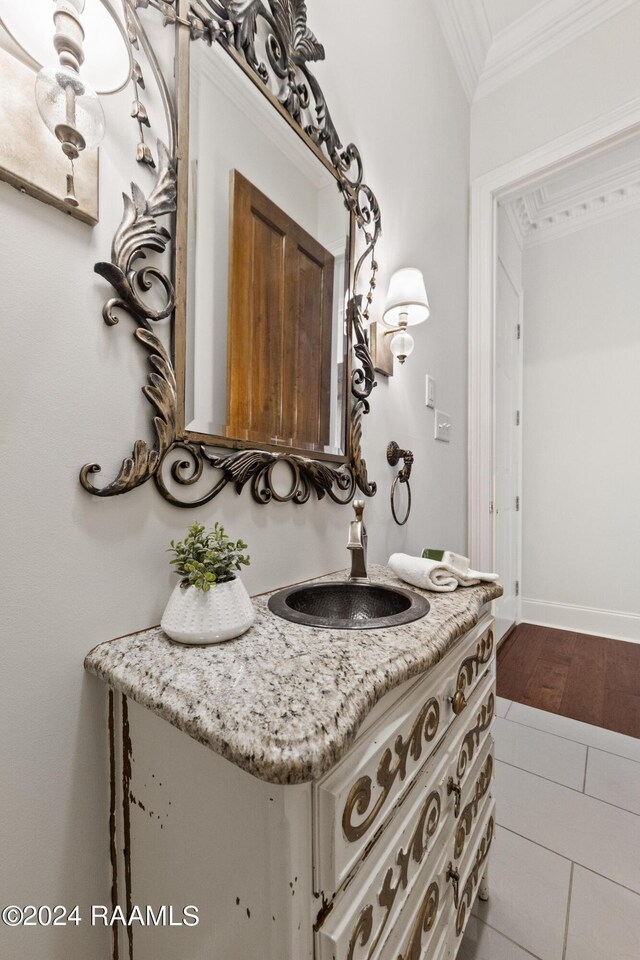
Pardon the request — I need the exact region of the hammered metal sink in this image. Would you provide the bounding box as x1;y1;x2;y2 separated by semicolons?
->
267;581;430;630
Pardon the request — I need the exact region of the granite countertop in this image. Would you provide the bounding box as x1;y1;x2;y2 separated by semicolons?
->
85;564;502;785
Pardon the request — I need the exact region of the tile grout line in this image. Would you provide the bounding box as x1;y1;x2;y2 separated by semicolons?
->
495;755;585;794
496;757;640;818
586;743;640;767
497;712;640;766
472;917;543;959
579;860;640;892
503;699;513;719
562;861;575;960
582;746;589;793
582;787;640;819
497;824;640;900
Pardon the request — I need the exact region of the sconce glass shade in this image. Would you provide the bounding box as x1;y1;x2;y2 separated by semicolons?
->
382;268;430;327
390;330;415;364
0;0;131;95
35;65;105;151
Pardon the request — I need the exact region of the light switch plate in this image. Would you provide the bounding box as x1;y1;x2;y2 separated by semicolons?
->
425;375;435;408
435;410;451;442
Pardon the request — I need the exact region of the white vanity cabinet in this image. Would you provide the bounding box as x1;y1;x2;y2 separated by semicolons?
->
313;614;495;960
85;573;500;960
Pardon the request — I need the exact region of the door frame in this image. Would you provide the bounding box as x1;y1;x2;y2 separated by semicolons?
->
493;249;524;637
468;96;640;573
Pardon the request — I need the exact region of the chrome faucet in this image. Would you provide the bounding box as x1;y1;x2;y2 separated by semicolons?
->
347;500;369;582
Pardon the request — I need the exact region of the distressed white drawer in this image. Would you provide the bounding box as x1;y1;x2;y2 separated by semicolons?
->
374;833;453;960
314;615;495;897
376;796;496;960
315;678;496;960
374;795;495;960
450;736;494;867
447;798;496;951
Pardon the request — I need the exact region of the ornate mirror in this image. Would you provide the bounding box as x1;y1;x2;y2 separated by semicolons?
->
80;0;381;507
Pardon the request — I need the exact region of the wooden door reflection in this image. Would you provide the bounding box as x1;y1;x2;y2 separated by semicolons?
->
226;170;334;449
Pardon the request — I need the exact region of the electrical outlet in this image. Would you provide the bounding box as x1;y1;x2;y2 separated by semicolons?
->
425;375;435;408
434;410;451;442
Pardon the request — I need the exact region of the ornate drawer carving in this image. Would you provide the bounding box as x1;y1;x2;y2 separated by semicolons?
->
380;711;494;960
314;615;495;898
315;677;496;960
343;792;441;960
342;696;441;844
449;805;495;940
316;757;448;960
446;686;495;823
396;879;441;960
453;744;493;862
373;842;452;960
374;792;495;960
449;628;494;717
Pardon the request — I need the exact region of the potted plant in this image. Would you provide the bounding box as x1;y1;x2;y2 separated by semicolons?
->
161;521;255;644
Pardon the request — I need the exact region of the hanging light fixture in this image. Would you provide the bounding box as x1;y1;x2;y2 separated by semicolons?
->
33;0;106;207
381;267;430;365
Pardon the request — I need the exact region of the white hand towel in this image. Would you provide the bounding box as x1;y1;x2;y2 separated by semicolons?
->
389;553;499;593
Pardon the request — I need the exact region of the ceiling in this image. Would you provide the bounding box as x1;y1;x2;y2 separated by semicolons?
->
503;132;640;246
433;0;638;101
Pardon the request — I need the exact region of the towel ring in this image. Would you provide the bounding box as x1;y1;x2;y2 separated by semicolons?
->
387;441;414;526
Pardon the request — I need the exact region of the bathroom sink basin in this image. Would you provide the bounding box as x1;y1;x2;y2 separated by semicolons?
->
267;581;430;630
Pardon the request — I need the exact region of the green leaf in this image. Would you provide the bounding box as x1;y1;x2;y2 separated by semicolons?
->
166;519;251;591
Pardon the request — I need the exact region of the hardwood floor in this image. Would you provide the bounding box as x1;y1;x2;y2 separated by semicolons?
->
497;623;640;738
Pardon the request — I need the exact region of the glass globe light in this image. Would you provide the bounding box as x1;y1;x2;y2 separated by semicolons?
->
390;329;415;365
35;64;105;156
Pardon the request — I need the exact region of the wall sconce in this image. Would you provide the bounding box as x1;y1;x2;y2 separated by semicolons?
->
381;267;430;365
0;0;131;217
34;0;106;207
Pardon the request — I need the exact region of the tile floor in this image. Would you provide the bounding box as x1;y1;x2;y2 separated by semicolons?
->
459;697;640;960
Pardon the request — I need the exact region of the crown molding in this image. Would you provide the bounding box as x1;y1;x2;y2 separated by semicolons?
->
506;161;640;247
432;0;491;103
522;187;640;246
477;0;638;100
525;155;640;215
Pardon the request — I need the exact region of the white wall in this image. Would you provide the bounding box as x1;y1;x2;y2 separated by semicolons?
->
521;210;640;641
0;2;470;957
471;2;640;178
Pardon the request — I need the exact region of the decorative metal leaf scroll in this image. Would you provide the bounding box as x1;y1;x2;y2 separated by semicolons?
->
80;0;381;507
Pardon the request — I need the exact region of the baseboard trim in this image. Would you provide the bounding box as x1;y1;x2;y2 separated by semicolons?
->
521;598;640;644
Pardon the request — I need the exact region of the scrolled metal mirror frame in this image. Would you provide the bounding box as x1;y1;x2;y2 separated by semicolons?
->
80;0;381;507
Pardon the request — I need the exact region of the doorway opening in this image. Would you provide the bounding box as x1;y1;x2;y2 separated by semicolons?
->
469;101;640;659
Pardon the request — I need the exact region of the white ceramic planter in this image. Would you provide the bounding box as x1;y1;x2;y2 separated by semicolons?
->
161;577;256;645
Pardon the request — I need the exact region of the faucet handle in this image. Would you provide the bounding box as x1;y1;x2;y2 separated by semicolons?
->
353;499;365;523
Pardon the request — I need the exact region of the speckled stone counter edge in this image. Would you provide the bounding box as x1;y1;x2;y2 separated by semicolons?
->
84;566;502;785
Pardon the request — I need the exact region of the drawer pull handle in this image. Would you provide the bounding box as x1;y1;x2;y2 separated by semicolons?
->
447;777;462;817
446;862;460;907
449;690;467;715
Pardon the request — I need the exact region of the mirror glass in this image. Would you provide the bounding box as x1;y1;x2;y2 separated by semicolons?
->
184;42;352;458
